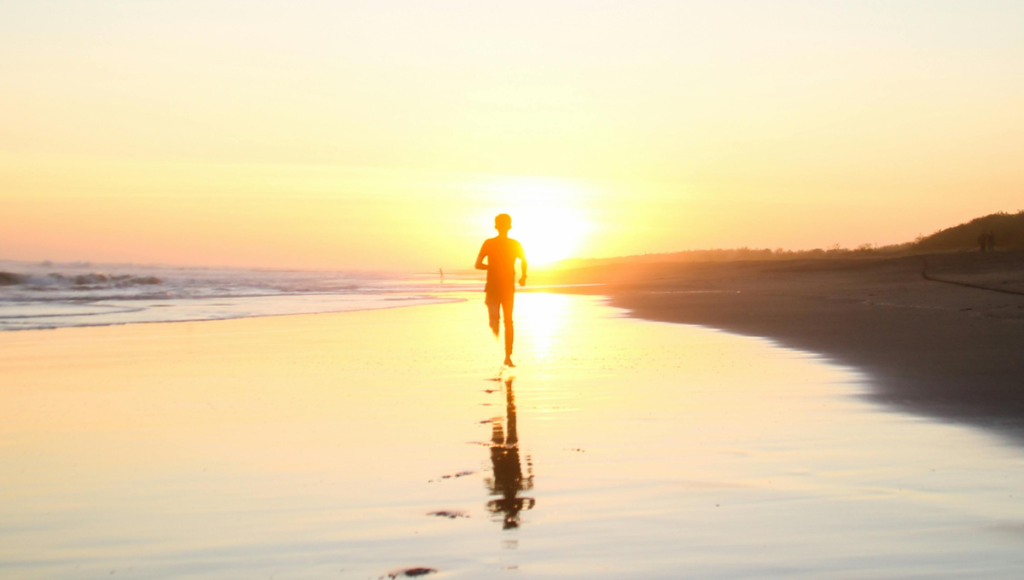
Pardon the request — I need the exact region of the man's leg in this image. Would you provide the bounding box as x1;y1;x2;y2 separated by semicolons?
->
502;293;515;364
486;294;500;337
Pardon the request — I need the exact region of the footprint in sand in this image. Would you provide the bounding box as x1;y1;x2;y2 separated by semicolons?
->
427;510;469;519
382;567;437;578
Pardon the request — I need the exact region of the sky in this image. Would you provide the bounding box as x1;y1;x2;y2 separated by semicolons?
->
2;0;1024;270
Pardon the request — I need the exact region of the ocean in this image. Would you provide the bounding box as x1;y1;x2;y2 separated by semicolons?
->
0;260;472;331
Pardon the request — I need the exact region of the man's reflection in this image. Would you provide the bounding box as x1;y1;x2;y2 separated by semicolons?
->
485;377;535;529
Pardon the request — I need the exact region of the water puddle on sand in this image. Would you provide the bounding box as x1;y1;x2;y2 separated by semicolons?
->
2;293;1024;578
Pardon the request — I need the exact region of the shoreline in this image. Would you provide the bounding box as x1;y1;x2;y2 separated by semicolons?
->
7;254;1024;446
0;294;466;332
538;251;1024;444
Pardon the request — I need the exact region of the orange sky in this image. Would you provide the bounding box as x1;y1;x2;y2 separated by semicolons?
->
2;1;1023;270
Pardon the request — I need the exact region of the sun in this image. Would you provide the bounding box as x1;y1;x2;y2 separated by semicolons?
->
479;176;596;266
512;207;590;265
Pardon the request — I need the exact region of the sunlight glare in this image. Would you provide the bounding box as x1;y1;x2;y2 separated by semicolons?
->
477;176;597;265
517;293;572;360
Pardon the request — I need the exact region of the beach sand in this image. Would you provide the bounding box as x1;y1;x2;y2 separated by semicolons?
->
4;292;1024;578
539;251;1024;442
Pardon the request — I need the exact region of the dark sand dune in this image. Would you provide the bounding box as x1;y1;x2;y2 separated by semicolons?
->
537;251;1024;443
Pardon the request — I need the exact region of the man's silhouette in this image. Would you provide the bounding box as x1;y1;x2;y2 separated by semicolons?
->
476;214;527;366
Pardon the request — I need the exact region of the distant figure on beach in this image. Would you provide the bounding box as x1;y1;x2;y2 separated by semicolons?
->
987;230;996;252
978;231;988;252
439;267;444;282
475;214;528;367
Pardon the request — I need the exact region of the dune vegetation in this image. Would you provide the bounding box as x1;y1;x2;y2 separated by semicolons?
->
551;211;1024;270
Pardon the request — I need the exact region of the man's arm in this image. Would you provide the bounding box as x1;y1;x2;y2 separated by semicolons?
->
518;244;528;286
475;241;489;270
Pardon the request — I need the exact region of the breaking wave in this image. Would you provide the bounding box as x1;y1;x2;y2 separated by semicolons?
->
0;261;477;331
1;271;163;288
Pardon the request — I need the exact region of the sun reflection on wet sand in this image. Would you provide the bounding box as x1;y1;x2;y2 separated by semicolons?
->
517;293;572;361
2;294;1024;578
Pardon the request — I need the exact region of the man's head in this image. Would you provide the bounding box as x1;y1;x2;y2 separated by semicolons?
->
494;213;512;234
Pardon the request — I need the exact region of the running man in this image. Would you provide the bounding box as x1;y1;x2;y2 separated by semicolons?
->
475;214;527;366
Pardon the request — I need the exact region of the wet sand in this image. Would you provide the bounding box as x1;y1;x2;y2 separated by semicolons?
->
4;293;1024;578
539;251;1024;442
